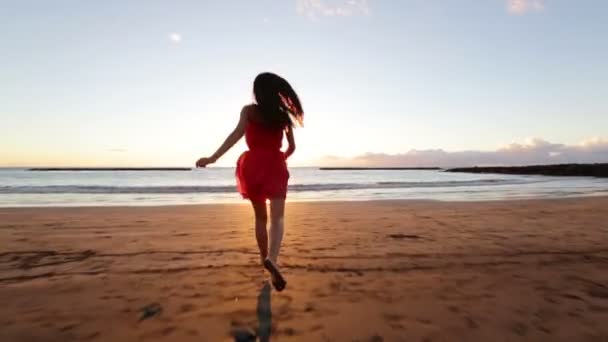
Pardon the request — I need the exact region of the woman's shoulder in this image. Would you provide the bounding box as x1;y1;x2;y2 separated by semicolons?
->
242;104;263;122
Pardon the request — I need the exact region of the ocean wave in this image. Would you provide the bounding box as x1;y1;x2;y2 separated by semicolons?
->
0;179;532;194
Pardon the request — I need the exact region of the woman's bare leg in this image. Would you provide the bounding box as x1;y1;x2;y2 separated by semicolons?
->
268;199;285;263
251;200;268;263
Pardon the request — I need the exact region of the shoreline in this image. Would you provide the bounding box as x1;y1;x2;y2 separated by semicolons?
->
27;167;192;171
1;194;608;210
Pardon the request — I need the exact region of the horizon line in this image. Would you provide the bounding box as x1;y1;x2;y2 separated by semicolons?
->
2;162;607;170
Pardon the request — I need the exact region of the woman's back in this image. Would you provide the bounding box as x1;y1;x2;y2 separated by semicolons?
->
245;106;284;151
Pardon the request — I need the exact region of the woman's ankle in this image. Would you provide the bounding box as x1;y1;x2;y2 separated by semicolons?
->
267;256;278;264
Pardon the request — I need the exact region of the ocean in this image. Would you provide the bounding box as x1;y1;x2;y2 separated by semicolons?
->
1;167;607;207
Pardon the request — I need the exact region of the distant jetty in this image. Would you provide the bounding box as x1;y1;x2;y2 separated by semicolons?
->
319;167;442;171
446;163;608;178
29;167;192;171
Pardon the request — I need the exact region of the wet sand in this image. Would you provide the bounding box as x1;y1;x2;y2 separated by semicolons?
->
1;198;608;341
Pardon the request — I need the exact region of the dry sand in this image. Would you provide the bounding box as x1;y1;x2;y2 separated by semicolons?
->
1;198;608;341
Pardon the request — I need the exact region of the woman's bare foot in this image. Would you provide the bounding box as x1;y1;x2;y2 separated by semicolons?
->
263;258;286;292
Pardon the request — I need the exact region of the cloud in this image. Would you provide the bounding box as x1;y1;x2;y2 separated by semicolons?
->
507;0;545;15
579;137;608;151
296;0;369;19
108;148;127;153
314;138;608;168
168;33;182;43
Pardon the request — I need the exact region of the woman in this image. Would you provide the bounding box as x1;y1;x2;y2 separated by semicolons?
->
196;72;304;291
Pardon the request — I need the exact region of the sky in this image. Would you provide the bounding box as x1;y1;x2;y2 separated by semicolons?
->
1;0;607;167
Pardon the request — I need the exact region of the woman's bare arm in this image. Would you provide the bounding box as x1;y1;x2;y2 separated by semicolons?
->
284;125;296;160
196;107;248;167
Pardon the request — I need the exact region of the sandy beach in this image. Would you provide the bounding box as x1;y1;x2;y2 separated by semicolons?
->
1;198;608;341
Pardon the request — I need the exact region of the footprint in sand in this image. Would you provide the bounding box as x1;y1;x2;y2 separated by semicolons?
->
309;324;324;332
59;323;79;331
587;285;608;299
82;332;100;340
387;233;421;240
179;303;196;313
464;315;479;329
369;335;384;342
161;326;176;336
384;313;405;330
510;322;529;336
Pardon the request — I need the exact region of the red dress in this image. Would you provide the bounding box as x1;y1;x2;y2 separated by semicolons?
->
236;115;289;201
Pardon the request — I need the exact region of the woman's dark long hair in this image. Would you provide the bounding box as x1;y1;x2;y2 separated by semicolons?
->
253;72;304;128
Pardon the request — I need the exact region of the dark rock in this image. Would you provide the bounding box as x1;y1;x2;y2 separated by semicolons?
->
320;167;441;170
446;163;608;178
139;303;162;321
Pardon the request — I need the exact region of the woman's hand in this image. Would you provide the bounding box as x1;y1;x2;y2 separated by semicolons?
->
195;157;215;168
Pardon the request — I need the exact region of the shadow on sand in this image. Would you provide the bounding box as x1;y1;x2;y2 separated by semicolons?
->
232;281;272;341
256;281;272;341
